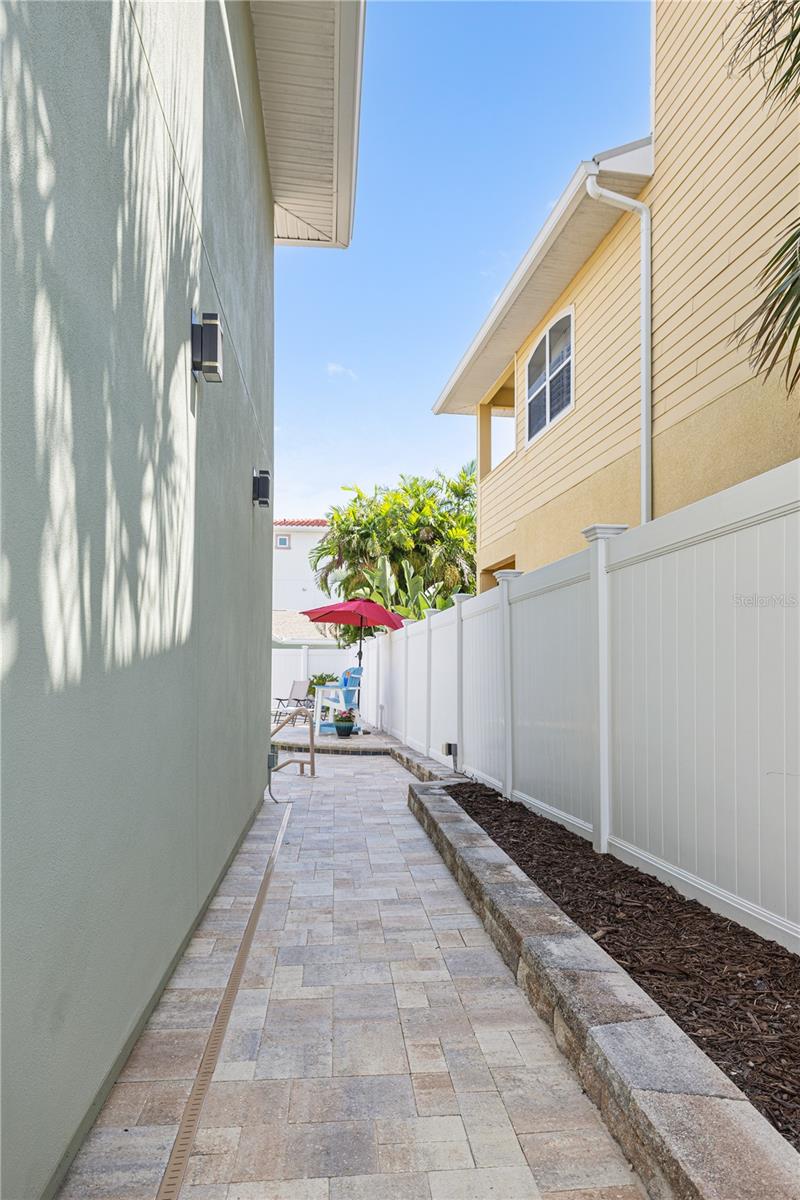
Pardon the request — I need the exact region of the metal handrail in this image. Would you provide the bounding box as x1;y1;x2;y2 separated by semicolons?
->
268;706;315;792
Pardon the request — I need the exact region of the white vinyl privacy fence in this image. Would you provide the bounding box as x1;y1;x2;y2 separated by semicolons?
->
271;644;353;708
360;460;800;953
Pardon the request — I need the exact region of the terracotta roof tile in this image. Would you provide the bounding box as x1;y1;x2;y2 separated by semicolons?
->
274;518;328;527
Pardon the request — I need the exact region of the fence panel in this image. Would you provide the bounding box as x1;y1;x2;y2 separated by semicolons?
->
607;461;800;947
405;623;428;752
346;461;799;950
461;593;504;789
509;552;597;836
271;648;304;706
359;637;379;726
429;609;457;765
386;628;406;741
308;646;356;677
271;645;354;709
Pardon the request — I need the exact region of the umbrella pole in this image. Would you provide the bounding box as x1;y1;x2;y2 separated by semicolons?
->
356;616;364;716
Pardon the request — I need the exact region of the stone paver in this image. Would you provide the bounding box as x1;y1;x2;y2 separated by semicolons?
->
57;756;645;1200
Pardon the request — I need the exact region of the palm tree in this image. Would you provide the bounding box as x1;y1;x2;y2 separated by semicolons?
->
310;465;477;607
727;1;800;391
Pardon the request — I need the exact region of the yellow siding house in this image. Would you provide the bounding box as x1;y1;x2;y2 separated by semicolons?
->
435;1;800;590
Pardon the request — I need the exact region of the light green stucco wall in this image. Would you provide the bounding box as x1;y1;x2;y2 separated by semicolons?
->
1;3;274;1196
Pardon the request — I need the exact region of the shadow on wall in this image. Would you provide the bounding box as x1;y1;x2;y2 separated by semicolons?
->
1;3;274;1194
2;0;199;693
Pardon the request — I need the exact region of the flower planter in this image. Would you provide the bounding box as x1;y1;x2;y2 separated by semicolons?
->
334;722;354;739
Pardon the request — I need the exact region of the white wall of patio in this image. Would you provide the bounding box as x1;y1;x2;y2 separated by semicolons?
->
271;644;354;707
360;458;800;954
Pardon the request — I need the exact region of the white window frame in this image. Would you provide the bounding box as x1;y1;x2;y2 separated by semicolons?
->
523;306;574;448
275;533;291;549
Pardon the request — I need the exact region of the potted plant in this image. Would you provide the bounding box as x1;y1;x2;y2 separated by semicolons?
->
333;707;357;738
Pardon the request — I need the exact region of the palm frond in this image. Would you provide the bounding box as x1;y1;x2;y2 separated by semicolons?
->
727;1;800;391
738;214;800;392
726;0;800;110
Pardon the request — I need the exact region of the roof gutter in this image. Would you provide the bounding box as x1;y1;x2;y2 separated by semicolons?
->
585;164;652;524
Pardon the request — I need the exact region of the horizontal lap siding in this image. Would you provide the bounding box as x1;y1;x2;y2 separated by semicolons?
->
479;219;640;550
479;0;798;561
649;0;800;437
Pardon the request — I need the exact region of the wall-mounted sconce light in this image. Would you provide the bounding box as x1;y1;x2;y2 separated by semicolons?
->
252;469;271;507
190;311;223;382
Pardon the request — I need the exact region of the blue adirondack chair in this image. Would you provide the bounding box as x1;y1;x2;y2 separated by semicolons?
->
314;666;364;734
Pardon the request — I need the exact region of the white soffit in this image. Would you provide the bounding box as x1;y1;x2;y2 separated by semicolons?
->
250;0;365;248
434;138;653;414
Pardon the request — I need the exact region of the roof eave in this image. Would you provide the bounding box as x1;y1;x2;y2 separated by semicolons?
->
334;0;365;249
433;161;592;416
272;1;364;249
434;138;653;416
252;0;365;250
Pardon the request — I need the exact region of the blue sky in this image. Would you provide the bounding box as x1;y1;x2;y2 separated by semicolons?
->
274;0;651;519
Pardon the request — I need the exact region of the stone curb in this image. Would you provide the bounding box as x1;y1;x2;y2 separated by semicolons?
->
277;741;390;756
407;779;800;1200
273;735;461;772
388;745;459;783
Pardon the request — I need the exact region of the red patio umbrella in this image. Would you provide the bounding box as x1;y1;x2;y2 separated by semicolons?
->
301;598;403;666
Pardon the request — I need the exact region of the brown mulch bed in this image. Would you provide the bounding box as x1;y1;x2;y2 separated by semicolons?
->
446;780;800;1151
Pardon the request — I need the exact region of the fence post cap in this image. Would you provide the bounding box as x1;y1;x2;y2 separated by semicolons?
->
452;592;472;603
494;569;524;582
582;523;628;543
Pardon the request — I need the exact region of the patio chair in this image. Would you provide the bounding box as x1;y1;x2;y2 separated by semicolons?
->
313;666;363;735
273;680;312;724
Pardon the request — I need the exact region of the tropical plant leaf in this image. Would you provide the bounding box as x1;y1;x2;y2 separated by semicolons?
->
309;465;477;645
726;0;800;110
727;1;800;391
740;216;800;390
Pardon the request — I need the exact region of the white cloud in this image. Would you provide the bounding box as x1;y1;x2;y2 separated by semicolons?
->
326;362;358;381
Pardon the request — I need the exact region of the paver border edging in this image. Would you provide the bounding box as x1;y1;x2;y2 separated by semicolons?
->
407;778;800;1200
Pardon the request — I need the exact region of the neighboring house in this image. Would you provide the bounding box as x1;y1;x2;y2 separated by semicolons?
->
273;609;334;646
272;518;331;611
435;1;799;590
270;519;350;706
1;3;363;1198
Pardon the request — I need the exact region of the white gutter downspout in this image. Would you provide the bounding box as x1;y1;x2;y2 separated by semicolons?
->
585;164;652;523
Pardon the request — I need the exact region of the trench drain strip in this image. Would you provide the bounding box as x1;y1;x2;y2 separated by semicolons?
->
155;801;292;1200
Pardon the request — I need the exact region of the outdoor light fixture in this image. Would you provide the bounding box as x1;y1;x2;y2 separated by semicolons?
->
190;311;223;382
252;469;271;507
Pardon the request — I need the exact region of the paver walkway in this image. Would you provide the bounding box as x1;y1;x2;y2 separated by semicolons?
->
58;756;645;1200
